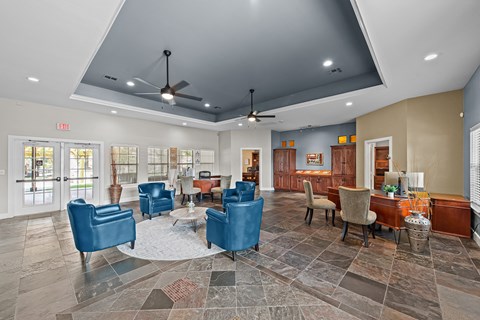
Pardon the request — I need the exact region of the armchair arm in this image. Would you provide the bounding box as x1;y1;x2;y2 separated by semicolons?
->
223;188;238;197
139;193;152;201
95;204;122;215
93;209;133;225
159;189;175;199
206;208;228;224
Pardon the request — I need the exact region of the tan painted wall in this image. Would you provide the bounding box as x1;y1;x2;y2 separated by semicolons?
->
356;100;408;185
242;150;254;172
406;91;464;194
356;90;464;194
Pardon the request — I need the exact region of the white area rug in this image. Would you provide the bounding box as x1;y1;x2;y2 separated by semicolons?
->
117;214;224;261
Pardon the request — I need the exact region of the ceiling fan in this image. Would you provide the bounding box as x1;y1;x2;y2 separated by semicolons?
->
134;50;203;102
246;89;276;122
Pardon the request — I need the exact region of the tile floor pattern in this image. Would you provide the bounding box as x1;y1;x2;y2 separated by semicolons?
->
1;192;480;319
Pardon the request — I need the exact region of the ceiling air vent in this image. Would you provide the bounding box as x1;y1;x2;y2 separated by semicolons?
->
214;106;222;110
104;74;118;81
329;68;342;74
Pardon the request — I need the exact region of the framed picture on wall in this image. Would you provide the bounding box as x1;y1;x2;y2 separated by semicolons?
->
306;153;324;165
281;141;287;148
350;135;356;143
338;135;347;144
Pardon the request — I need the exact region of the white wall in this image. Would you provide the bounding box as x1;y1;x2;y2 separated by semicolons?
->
218;131;231;175
0;98;219;216
230;129;273;190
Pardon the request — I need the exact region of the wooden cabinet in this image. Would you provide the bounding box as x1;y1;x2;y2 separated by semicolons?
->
374;146;389;190
311;176;331;194
273;149;296;190
290;174;308;192
331;145;356;188
430;193;471;238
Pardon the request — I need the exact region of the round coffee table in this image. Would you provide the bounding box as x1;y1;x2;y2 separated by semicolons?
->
170;207;208;232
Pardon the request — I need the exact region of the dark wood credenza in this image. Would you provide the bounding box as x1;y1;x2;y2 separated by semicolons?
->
327;187;471;238
430;193;471;238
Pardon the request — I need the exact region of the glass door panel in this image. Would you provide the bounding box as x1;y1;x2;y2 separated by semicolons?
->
64;144;100;206
15;141;61;215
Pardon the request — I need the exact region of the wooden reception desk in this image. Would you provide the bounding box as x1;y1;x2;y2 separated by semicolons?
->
327;188;471;238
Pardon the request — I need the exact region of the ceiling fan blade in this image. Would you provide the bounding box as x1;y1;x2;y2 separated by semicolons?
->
133;77;162;90
171;80;189;91
256;115;276;118
135;92;160;95
175;92;203;101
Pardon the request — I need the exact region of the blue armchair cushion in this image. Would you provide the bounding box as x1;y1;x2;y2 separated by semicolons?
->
207;197;264;252
138;182;175;219
67;199;136;254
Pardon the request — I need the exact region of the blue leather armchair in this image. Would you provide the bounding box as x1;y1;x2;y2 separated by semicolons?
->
222;181;256;209
138;182;175;219
206;197;264;260
67;199;136;263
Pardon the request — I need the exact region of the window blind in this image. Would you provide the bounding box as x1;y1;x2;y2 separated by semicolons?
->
470;124;480;210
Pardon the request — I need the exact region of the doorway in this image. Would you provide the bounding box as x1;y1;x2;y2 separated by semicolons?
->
364;137;392;190
9;136;103;216
241;149;260;185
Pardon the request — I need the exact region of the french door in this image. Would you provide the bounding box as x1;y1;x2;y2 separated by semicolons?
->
13;138;101;216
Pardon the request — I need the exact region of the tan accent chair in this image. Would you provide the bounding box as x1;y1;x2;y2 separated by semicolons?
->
211;175;232;202
180;176;201;205
338;186;377;247
303;180;336;226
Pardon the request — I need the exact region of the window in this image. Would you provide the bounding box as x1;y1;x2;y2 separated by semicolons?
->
178;149;193;175
198;150;215;173
111;146;138;184
471;124;480;211
148;147;168;181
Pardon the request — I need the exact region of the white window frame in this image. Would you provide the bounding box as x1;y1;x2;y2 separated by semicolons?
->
147;147;169;181
470;124;480;212
111;145;139;185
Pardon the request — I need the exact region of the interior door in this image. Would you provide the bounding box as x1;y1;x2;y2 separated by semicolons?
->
64;143;100;207
14;141;62;215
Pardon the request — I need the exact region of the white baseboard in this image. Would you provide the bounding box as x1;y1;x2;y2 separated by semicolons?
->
119;196;140;204
260;187;274;191
0;212;13;220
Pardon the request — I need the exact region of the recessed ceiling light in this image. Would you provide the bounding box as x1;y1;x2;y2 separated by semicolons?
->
204;103;210;107
27;76;39;82
182;122;187;126
111;110;117;114
126;81;135;87
346;101;353;106
323;60;333;67
424;53;438;61
238;123;243;126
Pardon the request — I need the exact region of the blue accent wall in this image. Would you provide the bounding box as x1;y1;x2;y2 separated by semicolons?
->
273;122;356;170
464;64;480;236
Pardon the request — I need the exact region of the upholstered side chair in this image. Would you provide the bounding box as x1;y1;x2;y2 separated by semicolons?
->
180;176;201;204
338;186;377;247
211;175;232;202
303;180;336;226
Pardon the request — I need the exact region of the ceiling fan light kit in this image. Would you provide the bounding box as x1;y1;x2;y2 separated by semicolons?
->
134;50;202;102
246;89;276;122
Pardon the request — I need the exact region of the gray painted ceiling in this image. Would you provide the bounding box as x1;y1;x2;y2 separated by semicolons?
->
79;0;381;122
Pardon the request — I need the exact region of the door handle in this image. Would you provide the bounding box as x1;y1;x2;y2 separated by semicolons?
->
64;177;69;181
64;176;99;181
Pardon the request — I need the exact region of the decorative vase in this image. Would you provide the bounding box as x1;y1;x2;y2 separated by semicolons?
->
388;192;394;199
404;210;431;253
109;184;123;204
188;201;195;213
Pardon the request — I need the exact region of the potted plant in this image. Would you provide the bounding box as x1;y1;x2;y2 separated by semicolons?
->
109;157;122;204
383;185;398;198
